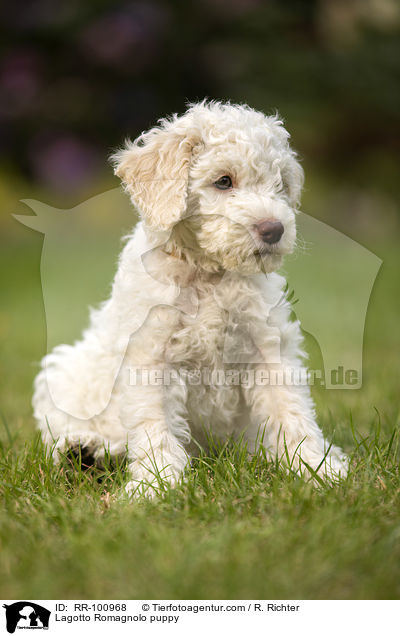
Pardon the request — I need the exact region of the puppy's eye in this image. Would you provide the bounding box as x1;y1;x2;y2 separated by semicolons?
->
214;175;233;190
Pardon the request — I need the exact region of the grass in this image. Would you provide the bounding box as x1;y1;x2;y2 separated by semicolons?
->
1;211;400;599
1;425;400;599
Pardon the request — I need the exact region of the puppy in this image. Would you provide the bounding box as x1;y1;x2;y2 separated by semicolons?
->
33;101;348;496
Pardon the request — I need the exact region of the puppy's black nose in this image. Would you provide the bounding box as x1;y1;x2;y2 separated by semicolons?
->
256;219;284;244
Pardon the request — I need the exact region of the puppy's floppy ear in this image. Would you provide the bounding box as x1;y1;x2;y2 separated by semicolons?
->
283;154;304;208
111;121;199;231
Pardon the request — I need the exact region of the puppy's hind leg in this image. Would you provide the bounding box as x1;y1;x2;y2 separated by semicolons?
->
34;369;119;467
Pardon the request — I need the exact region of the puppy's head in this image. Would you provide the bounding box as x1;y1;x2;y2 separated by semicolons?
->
112;101;303;274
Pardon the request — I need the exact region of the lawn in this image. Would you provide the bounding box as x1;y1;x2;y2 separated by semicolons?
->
1;205;399;599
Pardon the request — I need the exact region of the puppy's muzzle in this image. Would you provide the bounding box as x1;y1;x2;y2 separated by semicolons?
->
256;219;284;244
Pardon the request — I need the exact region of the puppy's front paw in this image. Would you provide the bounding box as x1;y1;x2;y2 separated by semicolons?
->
322;452;349;480
125;461;182;500
308;448;349;482
125;479;158;499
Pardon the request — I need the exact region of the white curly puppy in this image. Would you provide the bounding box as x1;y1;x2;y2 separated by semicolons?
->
33;101;348;496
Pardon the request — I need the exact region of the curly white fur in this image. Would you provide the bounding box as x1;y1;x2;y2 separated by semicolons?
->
33;101;348;497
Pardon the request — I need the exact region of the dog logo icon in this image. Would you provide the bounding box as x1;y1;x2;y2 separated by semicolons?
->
2;602;51;633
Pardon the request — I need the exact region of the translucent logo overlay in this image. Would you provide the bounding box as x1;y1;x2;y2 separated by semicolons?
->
16;187;381;419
